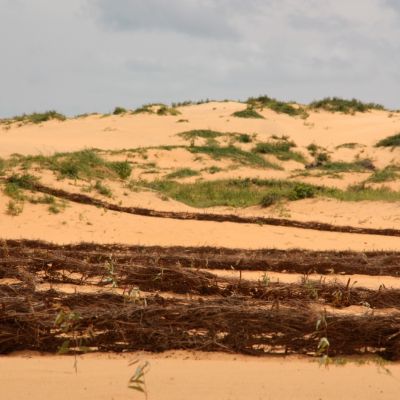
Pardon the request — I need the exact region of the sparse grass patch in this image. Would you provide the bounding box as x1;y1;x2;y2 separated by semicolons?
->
133;179;318;208
316;159;375;173
367;166;400;183
204;166;222;174
0;158;5;175
232;108;264;119
6;200;23;216
166;168;200;179
131;177;400;208
178;130;224;141
94;181;113;197
247;95;308;117
335;143;362;150
156;105;181;116
0;111;66;125
188;145;281;169
253;140;306;163
133;103;180;116
310;97;384;114
14;150;132;181
376;133;400;147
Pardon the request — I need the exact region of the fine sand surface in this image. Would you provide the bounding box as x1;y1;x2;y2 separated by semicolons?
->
2;198;400;251
1;102;400;157
2;103;400;400
1;352;400;400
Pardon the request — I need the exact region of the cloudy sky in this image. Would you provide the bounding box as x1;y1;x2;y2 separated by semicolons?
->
1;0;400;116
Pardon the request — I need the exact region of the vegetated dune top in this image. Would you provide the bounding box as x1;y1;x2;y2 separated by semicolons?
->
1;101;400;157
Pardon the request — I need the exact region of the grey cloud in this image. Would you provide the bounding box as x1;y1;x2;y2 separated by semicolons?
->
0;0;400;117
88;0;241;39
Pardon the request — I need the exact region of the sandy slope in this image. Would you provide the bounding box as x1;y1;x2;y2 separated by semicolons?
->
1;352;399;400
1;102;400;157
1;103;400;400
1;197;400;251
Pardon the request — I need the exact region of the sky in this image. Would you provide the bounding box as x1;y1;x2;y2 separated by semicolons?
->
0;0;400;117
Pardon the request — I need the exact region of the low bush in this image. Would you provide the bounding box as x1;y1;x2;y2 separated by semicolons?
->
232;108;264;119
309;97;384;114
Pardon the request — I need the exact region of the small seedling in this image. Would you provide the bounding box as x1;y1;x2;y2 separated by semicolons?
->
128;360;150;398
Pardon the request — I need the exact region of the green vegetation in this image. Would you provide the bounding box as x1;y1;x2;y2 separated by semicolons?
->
236;134;252;143
133;103;180;116
253;140;306;163
171;99;211;107
0;158;5;175
178;129;223;141
6;173;37;190
367;166;400;183
204;166;222;174
132;104;155;114
29;194;66;214
247;95;308;117
310;97;384;114
307;143;319;156
113;107;127;115
94;181;113;197
108;161;132;179
6;200;23;216
0;111;66;125
232;108;264;119
188;145;281;169
15;150;132;180
316;159;375;173
376;133;400;147
166;168;200;179
335;143;362;150
129;178;400;208
156;105;181;116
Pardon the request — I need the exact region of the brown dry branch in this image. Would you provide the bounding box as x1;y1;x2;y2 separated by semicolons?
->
1;288;400;360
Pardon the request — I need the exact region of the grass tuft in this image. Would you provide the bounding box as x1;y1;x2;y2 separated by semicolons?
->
376;133;400;147
166;168;200;179
247;95;308;117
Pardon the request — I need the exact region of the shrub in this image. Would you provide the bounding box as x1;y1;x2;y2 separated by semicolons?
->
232;108;264;119
113;107;127;115
376;133;400;147
237;134;252;143
288;183;316;200
309;97;384;113
260;191;281;207
108;161;132;179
